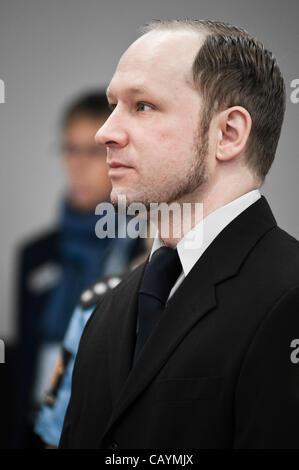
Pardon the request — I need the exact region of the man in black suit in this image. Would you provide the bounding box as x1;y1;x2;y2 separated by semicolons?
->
59;20;299;449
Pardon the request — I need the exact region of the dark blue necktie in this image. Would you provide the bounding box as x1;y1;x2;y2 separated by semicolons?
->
133;246;182;363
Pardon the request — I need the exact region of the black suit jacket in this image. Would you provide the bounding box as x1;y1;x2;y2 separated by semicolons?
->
59;196;299;449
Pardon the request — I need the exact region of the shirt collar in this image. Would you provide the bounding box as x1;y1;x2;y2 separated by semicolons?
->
150;189;261;277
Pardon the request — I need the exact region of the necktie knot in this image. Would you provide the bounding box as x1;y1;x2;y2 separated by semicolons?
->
140;246;182;305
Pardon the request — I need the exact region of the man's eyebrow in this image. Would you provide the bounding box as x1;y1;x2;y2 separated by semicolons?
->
106;86;149;101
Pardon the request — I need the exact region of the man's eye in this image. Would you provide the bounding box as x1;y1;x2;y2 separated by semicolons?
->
137;103;152;112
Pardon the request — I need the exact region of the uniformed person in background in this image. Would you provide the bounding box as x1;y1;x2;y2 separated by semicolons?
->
13;91;144;448
34;236;153;448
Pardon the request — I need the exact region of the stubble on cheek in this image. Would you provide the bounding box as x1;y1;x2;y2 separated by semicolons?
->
110;123;209;208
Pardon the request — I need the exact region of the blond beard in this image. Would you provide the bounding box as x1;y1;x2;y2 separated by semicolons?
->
110;126;210;212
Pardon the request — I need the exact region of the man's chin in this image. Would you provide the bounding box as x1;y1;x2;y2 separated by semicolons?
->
111;187;133;204
110;188;150;212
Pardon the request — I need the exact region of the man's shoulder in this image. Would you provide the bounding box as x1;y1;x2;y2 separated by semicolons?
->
245;224;299;292
263;224;299;261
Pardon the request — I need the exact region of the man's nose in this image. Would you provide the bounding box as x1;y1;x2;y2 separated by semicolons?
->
95;112;128;148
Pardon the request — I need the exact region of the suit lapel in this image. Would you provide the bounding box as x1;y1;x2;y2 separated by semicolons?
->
106;261;147;406
103;251;217;438
103;196;277;438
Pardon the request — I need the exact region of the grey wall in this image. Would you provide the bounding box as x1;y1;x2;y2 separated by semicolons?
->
0;0;298;340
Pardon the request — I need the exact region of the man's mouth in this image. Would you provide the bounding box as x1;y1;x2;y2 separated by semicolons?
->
107;160;134;176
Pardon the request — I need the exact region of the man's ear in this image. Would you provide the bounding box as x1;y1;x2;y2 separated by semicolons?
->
216;106;252;162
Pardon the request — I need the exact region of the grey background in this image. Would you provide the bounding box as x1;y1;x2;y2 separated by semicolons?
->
0;0;298;340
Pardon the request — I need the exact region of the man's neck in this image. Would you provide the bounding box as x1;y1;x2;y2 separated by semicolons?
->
158;184;261;248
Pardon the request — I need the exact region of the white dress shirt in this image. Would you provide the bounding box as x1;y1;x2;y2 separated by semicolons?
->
149;189;261;301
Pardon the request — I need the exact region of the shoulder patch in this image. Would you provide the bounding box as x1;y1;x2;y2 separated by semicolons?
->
79;272;128;309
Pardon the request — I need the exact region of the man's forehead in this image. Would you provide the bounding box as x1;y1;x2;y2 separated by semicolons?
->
108;30;203;96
